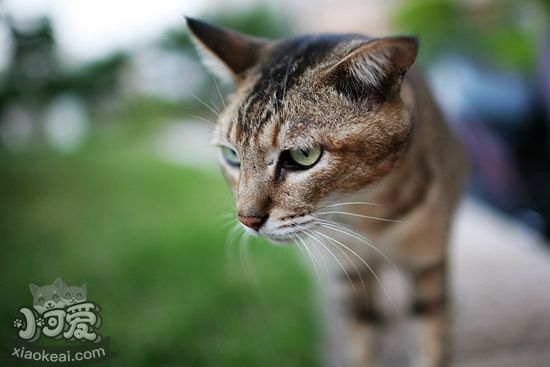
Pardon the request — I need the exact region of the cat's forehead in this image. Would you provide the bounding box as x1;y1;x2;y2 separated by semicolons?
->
215;34;366;145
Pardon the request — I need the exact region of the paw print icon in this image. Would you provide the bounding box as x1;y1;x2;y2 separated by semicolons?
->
13;318;24;329
36;318;45;328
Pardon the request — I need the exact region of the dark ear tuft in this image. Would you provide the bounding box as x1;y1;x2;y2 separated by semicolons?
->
186;17;267;83
323;36;419;101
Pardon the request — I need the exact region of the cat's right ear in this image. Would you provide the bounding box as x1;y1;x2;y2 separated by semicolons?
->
186;17;267;84
29;284;39;297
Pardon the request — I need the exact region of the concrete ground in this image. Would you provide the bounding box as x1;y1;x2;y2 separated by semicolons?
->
380;199;550;366
450;199;550;366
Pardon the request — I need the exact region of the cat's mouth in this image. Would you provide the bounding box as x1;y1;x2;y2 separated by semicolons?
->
259;219;317;244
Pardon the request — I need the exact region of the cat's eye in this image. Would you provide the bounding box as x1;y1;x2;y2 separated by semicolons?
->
53;295;59;301
38;297;44;303
221;146;240;167
66;292;70;297
77;293;82;298
283;145;322;169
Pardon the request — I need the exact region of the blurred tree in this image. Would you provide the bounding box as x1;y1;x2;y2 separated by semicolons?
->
0;16;129;123
0;17;57;111
394;0;546;72
162;6;293;52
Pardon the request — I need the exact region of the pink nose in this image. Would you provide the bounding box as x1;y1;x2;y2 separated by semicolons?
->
238;214;267;231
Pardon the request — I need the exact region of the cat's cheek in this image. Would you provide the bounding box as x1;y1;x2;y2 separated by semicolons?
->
220;164;239;193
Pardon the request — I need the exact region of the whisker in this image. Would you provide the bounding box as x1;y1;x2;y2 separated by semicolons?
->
316;211;401;223
293;233;322;283
225;222;243;270
301;228;358;297
307;228;367;294
238;230;254;282
206;93;221;115
315;219;411;290
213;76;227;109
219;218;237;230
323;201;381;209
215;212;235;228
189;91;220;117
188;113;215;126
311;229;399;314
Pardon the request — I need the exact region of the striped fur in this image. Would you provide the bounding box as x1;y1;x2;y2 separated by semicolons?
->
188;18;467;367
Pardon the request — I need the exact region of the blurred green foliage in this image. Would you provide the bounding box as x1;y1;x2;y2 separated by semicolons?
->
394;0;546;71
0;7;316;366
0;115;318;366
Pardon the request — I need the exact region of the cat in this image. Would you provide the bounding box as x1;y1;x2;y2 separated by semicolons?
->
187;17;467;367
60;281;87;306
29;278;65;314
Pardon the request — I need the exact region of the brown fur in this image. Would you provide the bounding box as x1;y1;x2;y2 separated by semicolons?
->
188;17;467;367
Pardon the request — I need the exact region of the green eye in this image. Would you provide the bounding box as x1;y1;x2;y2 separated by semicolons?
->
285;145;322;168
221;146;240;167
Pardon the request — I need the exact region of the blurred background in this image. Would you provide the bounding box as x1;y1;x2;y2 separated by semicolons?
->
1;0;549;366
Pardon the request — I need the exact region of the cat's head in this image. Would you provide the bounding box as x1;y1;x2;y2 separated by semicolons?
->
60;282;87;306
187;18;417;243
30;278;65;314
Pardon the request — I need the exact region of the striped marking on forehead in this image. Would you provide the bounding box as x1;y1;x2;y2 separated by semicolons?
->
234;34;353;144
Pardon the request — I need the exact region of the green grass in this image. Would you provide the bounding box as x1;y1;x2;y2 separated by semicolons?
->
0;133;318;366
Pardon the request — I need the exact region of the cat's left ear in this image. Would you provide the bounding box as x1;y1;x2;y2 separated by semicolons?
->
323;36;418;100
81;283;87;293
186;17;268;84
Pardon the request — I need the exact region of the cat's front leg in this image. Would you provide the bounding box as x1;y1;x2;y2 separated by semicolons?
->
321;269;383;367
408;260;449;367
342;270;384;367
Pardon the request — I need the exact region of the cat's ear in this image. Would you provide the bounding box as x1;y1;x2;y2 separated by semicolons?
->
323;36;418;100
29;284;39;296
53;278;63;290
186;17;267;84
81;283;87;293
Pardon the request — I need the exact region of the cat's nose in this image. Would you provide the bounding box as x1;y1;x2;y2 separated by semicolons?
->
238;214;268;231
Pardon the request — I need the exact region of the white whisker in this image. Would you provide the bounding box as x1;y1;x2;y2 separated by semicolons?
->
316;211;401;223
189;91;220;117
206;93;221;115
315;219;410;290
309;228;367;294
301;228;358;296
311;229;399;314
323;201;381;208
293;233;322;283
213;76;227;109
189;113;215;126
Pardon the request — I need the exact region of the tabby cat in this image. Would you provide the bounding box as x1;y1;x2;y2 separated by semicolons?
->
187;17;466;367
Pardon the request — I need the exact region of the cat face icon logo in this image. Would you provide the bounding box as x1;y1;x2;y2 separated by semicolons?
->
61;282;87;306
30;278;88;313
14;278;101;343
9;278;116;365
29;278;65;314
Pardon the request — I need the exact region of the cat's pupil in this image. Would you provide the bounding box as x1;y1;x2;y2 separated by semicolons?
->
77;293;81;297
66;293;70;297
301;149;308;157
